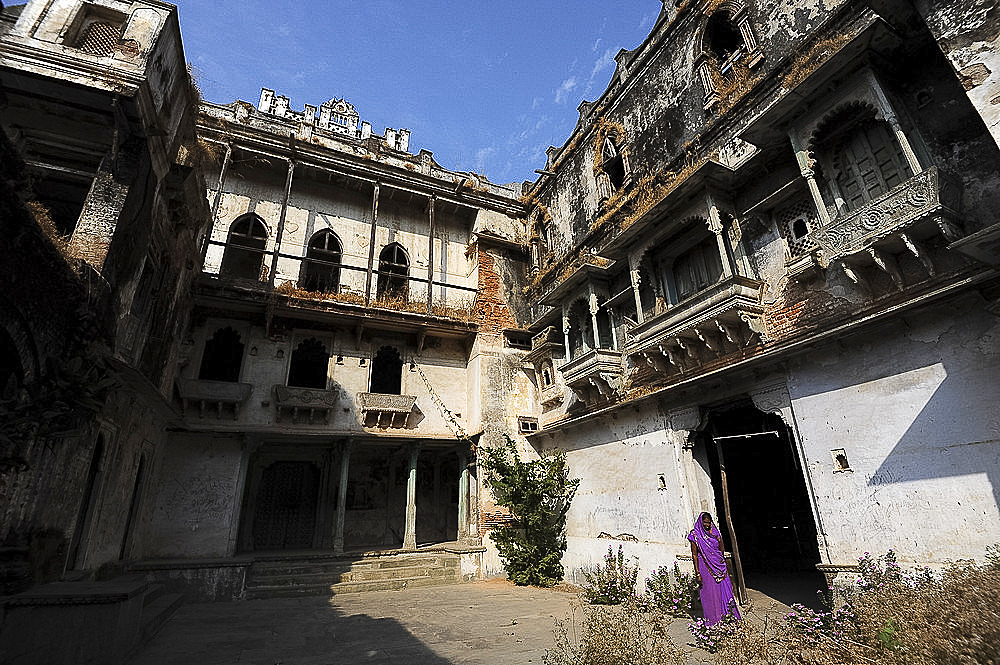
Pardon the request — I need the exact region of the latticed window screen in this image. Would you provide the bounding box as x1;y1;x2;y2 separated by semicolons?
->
75;21;122;56
777;199;819;259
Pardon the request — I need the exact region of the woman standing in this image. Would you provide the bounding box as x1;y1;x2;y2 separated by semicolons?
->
688;512;741;626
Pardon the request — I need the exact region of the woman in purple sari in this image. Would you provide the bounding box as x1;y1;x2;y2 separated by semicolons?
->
687;512;741;625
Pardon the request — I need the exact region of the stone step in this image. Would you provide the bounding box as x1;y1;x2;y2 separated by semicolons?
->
250;555;457;577
249;563;458;587
244;573;461;600
140;591;184;643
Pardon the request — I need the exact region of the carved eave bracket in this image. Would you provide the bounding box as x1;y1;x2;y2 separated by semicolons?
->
558;349;624;405
273;384;339;424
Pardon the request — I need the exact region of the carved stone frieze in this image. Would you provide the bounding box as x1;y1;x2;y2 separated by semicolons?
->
808;167;961;260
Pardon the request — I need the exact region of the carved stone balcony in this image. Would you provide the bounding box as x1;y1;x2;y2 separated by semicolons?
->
273;385;339;424
558;348;624;403
626;275;765;378
808;167;963;290
176;379;253;420
358;393;418;429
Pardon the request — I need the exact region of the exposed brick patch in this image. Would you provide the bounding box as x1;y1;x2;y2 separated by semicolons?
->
474;247;519;334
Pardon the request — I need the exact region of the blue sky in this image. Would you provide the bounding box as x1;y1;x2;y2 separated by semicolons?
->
174;1;662;185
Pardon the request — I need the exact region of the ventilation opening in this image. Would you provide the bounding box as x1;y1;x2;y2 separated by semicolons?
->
73;14;124;56
518;417;539;434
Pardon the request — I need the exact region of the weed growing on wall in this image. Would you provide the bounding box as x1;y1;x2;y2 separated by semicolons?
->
480;436;579;587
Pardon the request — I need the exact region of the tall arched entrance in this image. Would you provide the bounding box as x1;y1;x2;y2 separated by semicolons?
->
698;401;822;588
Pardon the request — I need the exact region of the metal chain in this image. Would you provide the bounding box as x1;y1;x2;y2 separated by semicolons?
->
412;362;471;444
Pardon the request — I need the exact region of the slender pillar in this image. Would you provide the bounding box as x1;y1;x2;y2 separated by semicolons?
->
562;313;572;360
790;135;833;227
706;194;735;280
630;268;645;324
364;182;381;305
608;307;619;350
427;195;436;312
268;158;295;286
868;72;923;174
589;292;601;350
403;443;420;550
333;443;353;553
201;141;232;266
458;449;470;541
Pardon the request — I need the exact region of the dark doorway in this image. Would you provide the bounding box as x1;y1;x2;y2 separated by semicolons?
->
700;402;821;582
415;451;460;545
252;461;320;550
67;434;104;570
370;346;402;394
198;327;244;382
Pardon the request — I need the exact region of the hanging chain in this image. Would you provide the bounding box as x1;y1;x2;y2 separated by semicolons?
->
412;361;472;445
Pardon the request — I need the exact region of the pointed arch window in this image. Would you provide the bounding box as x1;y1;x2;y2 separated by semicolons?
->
288;338;330;389
694;4;763;109
199;327;245;382
221;214;268;281
301;230;342;293
706;12;746;75
376;243;409;301
595;133;630;205
810;105;913;218
370;346;403;395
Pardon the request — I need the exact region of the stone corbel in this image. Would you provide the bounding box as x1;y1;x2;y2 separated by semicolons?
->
694;326;723;357
675;336;701;364
716;318;744;348
935;215;963;243
750;383;791;416
660;343;686;373
669;406;702;433
840;260;871;294
643;350;669;374
901;233;936;278
867;247;904;290
738;311;768;344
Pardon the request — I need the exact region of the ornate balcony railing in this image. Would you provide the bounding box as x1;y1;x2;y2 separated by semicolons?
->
809;167;961;260
357;393;418;429
176;379;254;420
625;275;766;379
273;384;340;424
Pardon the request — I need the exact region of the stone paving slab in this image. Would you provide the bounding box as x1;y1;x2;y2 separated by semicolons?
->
127;578;805;665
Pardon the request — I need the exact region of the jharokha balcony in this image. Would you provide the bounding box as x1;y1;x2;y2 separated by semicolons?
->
808;167;963;290
557;348;624;403
626;274;766;379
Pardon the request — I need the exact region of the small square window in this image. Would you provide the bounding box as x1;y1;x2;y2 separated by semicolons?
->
504;330;531;350
518;417;539;434
831;448;851;472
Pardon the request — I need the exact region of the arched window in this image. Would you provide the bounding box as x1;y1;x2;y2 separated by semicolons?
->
706;12;745;74
301;230;341;293
288;338;329;389
370;346;403;395
567;299;593;360
376;243;409;301
811;105;913;217
673;235;724;301
198;327;245;382
221;215;268;281
602;139;626;192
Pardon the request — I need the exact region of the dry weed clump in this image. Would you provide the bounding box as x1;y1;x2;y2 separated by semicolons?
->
713;549;1000;665
781;32;852;92
545;600;686;665
27;201;70;258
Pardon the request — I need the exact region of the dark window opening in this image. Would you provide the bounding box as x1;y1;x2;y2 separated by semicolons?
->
596;309;614;349
504;331;531;350
673;236;724;302
301;230;341;293
221;215;268;281
370;346;403;395
792;218;810;240
198;327;245;382
567;299;593;360
376;243;409;300
706;12;745;67
288;337;330;389
518;417;539;434
602;139;626;191
541;368;552;386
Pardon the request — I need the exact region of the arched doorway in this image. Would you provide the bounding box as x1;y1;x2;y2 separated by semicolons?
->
698;401;821;585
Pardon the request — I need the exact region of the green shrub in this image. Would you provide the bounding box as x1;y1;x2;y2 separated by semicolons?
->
480;436;578;587
643;562;699;617
582;545;639;605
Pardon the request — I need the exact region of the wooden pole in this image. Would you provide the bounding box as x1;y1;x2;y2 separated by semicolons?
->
364;182;380;305
713;436;748;604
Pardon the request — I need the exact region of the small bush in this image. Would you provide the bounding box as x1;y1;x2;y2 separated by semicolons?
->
689;613;741;653
545;599;686;665
643;562;699;617
582;545;639;605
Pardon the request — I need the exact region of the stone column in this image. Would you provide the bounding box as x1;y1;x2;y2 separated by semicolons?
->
630;268;645;324
458;448;470;541
790;135;833;227
333;442;353;553
427;195;436;312
562;312;572;360
706;195;735;280
868;71;923;175
589;292;601;350
202;141;232;266
403;443;421;550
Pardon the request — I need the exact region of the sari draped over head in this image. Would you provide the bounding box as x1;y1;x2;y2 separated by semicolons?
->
687;512;727;582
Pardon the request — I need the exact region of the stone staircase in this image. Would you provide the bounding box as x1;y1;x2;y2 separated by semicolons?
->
245;551;462;599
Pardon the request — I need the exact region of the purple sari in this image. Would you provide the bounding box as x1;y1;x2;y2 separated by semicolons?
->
687;512;741;626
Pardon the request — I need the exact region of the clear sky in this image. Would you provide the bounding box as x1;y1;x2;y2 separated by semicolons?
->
173;1;662;186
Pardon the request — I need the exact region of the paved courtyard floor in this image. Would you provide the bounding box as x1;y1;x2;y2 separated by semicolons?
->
127;577;815;665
